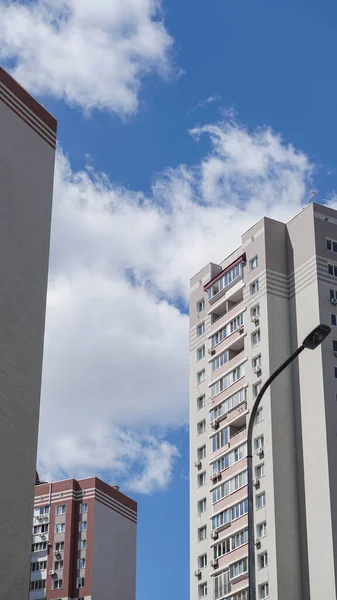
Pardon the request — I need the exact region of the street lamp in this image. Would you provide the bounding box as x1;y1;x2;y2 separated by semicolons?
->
247;324;331;600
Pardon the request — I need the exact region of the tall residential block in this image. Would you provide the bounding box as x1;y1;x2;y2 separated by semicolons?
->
0;67;57;598
30;476;137;600
189;202;337;600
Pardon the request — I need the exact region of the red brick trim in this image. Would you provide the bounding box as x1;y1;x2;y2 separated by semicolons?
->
204;254;246;291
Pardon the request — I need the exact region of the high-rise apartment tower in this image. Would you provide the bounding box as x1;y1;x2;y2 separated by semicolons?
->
0;67;57;599
30;476;137;600
190;203;337;600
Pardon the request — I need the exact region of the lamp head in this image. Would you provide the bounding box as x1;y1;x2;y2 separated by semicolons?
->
302;324;331;350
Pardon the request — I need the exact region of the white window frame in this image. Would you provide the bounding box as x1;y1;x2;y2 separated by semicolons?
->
56;505;66;515
198;525;207;541
259;582;269;599
197;299;205;313
258;552;268;569
252;354;261;369
77;577;85;589
197;369;206;384
197;445;206;460
198;553;207;569
254;435;264;450
256;463;265;479
249;255;258;270
253;381;262;398
80;503;88;514
198;471;206;487
197;322;205;336
252;329;261;346
250;279;259;296
198;582;207;598
78;558;86;569
197;394;206;410
198;498;207;513
251;304;260;320
53;579;63;590
55;523;65;534
256;492;266;510
197;345;205;361
79;521;88;532
257;521;267;538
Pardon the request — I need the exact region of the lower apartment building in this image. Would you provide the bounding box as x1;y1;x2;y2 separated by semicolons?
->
190;202;337;600
30;476;137;600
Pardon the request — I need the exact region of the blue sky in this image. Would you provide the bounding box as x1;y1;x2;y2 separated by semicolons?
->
2;1;337;600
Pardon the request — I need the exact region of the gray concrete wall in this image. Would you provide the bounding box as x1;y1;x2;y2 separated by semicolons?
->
0;76;56;599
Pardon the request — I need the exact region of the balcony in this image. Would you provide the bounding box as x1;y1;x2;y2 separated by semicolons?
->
209;288;244;326
210;350;245;383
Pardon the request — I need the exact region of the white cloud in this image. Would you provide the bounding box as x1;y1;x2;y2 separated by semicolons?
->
38;118;314;492
0;0;173;116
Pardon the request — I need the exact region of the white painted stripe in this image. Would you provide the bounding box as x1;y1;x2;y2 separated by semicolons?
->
0;81;56;137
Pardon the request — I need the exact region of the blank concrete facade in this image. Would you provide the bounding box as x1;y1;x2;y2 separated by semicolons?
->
30;477;137;600
0;67;57;599
189;203;337;600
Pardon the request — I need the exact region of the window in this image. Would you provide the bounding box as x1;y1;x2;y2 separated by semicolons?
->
197;395;206;410
207;262;243;300
254;435;264;450
214;570;231;599
229;557;248;580
332;314;337;326
213;528;248;560
210;364;245;398
212;470;247;503
77;577;85;588
198;498;207;513
253;381;262;398
256;463;265;479
197;322;205;336
258;552;268;569
33;524;49;534
79;539;87;550
198;472;206;487
30;580;46;591
31;560;47;571
197;345;205;360
259;583;269;599
210;388;246;422
256;492;266;509
252;329;261;346
257;521;267;538
31;542;47;552
255;407;263;424
38;505;49;515
211;349;229;372
252;354;261;370
197;370;206;384
197;445;206;460
56;505;66;515
212;499;248;529
328;263;337;277
211;427;229;452
197;299;205;312
198;553;207;569
198;582;207;598
212;442;247;475
213;528;248;559
250;280;259;296
251;304;260;320
53;580;63;590
197;420;206;435
80;503;88;514
55;560;64;570
78;558;86;569
210;313;244;348
198;526;207;541
333;340;337;352
55;523;65;534
79;522;88;532
55;542;64;551
249;256;258;270
327;239;337;252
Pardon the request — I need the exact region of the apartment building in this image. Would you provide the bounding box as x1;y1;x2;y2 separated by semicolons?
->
189;202;337;600
0;67;57;598
30;476;137;600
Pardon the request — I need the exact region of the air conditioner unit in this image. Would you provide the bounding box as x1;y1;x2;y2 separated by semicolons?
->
211;421;219;430
253;366;262;376
194;460;202;469
210;474;218;482
208;348;216;355
253;479;260;489
255;448;264;458
210;531;218;540
251;317;259;325
49;570;56;576
331;298;337;305
255;540;261;550
210;559;219;568
194;569;201;578
238;326;244;334
54;552;62;560
41;535;46;540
